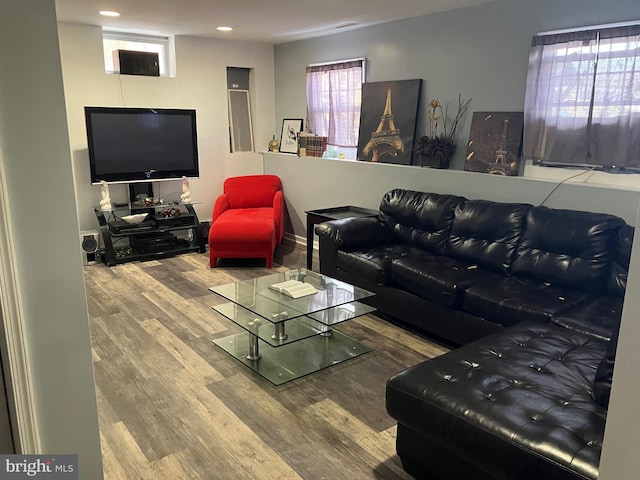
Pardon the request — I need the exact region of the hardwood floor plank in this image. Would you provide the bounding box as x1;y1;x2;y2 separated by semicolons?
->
140;288;228;340
149;371;304;479
142;262;207;300
208;373;377;479
353;314;449;358
138;317;225;384
301;399;411;479
85;244;447;479
99;421;152;479
92;312;182;380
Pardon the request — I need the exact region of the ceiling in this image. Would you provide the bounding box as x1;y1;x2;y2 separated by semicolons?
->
55;0;492;44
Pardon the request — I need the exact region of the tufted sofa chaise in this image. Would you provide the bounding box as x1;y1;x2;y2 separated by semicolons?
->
386;321;618;479
315;188;630;479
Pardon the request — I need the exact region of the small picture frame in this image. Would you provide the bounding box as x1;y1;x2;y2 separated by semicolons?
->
279;118;304;154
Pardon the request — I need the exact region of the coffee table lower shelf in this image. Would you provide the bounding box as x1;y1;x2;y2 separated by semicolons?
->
212;330;372;386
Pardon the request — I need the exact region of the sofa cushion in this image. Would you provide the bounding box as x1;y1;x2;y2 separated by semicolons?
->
209;208;275;247
386;322;608;480
391;255;503;308
315;217;395;250
223;174;282;209
463;276;595;327
551;296;623;342
446;199;531;273
606;224;634;296
593;325;619;408
336;244;425;285
511;206;625;292
379;189;466;254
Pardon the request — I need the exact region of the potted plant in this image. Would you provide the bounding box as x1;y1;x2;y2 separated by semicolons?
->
415;94;471;168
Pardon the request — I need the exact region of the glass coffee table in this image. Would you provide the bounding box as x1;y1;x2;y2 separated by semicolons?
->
210;268;376;385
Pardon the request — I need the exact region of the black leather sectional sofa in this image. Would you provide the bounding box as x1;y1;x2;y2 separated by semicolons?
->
316;188;632;346
315;188;632;479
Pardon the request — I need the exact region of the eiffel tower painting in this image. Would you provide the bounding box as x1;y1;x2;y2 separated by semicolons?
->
357;80;421;165
464;112;524;176
362;87;405;162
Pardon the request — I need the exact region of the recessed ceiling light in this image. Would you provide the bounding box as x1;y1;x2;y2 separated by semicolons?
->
99;11;120;17
216;26;233;32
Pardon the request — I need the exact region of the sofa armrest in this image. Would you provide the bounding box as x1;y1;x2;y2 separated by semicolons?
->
273;190;285;243
315;217;393;249
212;193;230;222
315;217;392;277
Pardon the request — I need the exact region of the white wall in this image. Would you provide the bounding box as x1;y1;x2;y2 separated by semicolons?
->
0;1;102;478
57;24;275;231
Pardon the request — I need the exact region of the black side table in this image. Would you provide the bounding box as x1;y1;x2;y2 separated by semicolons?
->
304;206;378;270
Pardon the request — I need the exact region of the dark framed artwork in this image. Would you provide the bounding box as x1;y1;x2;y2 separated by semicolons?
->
464;112;524;175
357;79;422;165
279;118;303;154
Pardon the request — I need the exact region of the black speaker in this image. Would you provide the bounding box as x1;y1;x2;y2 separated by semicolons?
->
114;50;160;77
80;231;100;265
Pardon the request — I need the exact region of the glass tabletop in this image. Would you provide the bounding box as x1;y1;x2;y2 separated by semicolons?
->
93;201;201;213
209;268;374;323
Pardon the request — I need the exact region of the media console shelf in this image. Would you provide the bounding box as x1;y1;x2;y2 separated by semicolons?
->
93;202;205;266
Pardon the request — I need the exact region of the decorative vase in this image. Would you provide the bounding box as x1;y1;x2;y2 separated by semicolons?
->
418;139;456;169
268;135;280;152
420;152;451;169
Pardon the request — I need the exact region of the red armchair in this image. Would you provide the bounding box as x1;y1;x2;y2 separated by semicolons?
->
209;174;285;268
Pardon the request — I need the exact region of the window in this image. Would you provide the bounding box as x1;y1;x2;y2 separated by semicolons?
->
103;31;171;76
306;59;364;159
524;24;640;169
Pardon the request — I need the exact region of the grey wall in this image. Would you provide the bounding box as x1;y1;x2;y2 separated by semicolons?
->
599;203;640;480
275;0;640;170
266;152;640;239
271;1;640;478
272;0;640;239
0;1;103;478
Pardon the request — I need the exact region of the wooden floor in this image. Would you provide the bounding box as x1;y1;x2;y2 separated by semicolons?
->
84;241;448;479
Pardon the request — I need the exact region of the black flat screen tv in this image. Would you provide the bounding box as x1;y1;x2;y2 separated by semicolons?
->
84;106;199;184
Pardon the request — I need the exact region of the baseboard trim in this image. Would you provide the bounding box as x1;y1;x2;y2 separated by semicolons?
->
283;232;307;247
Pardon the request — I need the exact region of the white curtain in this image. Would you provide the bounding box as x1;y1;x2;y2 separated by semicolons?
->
306;60;363;147
524;25;640;169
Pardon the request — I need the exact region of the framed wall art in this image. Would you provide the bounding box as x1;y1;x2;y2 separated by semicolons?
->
357;79;422;165
279;118;304;154
464;112;524;175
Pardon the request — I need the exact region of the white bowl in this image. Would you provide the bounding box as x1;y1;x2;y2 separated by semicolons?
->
122;213;149;224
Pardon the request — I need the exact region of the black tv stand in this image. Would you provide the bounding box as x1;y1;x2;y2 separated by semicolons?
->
128;182;154;203
93;201;205;266
128;182;155;216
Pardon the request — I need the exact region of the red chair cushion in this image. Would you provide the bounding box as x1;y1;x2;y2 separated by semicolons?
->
223;175;282;209
209;208;276;249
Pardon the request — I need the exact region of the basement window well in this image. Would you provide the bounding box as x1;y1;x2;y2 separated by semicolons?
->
103;30;173;77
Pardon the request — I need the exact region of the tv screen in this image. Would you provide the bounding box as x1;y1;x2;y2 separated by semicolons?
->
84;106;199;184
